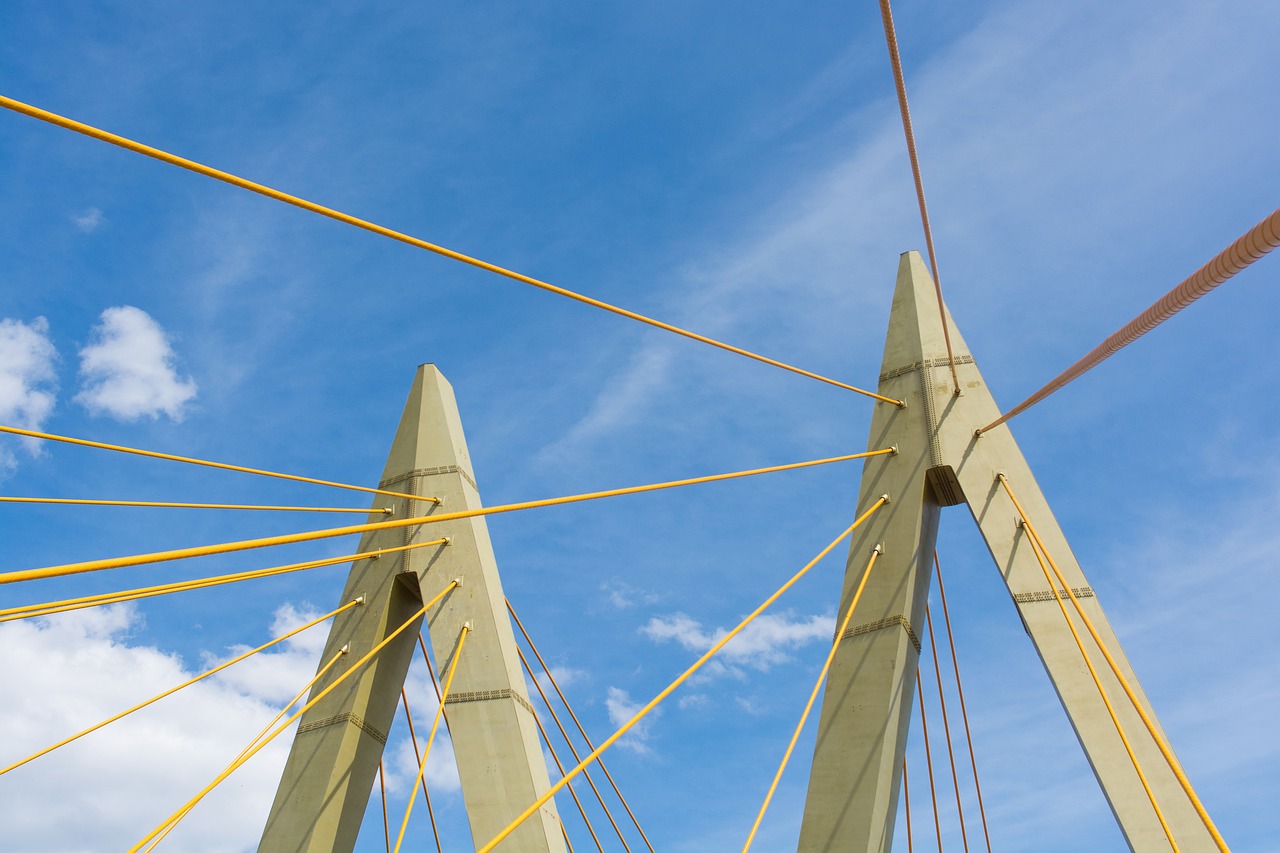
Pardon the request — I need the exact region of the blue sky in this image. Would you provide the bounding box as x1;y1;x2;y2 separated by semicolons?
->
1;1;1277;851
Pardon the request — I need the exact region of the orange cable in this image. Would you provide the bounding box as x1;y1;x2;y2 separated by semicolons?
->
508;599;655;853
518;647;607;853
917;670;944;851
400;688;444;853
904;757;915;853
934;552;992;853
927;604;970;852
878;0;960;395
380;760;392;853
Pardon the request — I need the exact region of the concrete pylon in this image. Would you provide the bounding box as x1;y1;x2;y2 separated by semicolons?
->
797;253;1216;852
259;364;564;853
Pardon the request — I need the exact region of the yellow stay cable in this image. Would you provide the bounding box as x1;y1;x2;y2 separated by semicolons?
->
742;545;882;851
517;644;616;853
2;449;894;586
0;95;901;407
475;497;888;853
0;494;391;514
0;598;360;777
934;552;992;853
998;474;1227;851
393;624;470;853
0;538;447;624
140;645;349;852
925;604;970;852
126;580;457;853
519;647;607;853
400;687;445;853
508;599;656;853
1014;508;1178;850
0;423;434;503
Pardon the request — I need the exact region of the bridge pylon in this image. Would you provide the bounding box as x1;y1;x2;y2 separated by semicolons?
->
258;364;564;853
797;252;1217;852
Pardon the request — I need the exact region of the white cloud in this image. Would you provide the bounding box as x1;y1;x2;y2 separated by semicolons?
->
604;686;656;754
0;604;321;853
72;207;105;233
640;610;835;675
75;306;197;421
0;316;59;475
600;579;661;610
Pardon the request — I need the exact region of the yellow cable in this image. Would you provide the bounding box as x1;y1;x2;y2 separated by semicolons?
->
139;646;348;852
393;625;470;853
998;474;1227;851
1016;509;1178;851
742;545;882;851
0;494;391;514
0;538;447;623
0;423;434;503
0;598;360;777
475;497;888;853
126;580;456;853
0;95;901;406
508;599;655;853
3;449;893;587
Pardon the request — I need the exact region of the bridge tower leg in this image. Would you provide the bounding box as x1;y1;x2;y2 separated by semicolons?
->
797;252;1217;852
258;364;564;853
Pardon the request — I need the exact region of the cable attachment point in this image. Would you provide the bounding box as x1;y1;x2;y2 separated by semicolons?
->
452;577;464;589
354;595;366;605
339;644;350;654
880;493;892;505
889;445;900;456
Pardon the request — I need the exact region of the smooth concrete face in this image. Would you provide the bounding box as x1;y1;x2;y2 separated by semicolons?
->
799;253;1217;852
258;365;564;853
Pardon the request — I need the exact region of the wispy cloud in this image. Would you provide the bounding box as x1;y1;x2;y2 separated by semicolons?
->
604;686;655;754
71;207;104;233
640;610;834;676
0;316;59;475
75;306;197;422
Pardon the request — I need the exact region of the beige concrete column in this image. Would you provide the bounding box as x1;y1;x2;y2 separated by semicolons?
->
259;364;564;853
799;253;1216;852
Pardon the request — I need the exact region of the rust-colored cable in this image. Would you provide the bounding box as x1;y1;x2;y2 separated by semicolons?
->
507;599;655;853
877;0;960;395
917;670;944;851
926;604;970;852
400;688;444;853
983;205;1280;432
934;552;992;853
518;648;607;853
380;760;392;853
904;757;915;853
516;644;630;851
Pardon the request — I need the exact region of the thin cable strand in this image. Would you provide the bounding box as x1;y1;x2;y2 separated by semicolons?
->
0;94;900;406
4;450;893;586
519;648;608;853
916;671;944;852
506;596;655;850
926;604;970;852
934;552;992;853
400;688;444;853
475;498;887;852
0;423;433;502
878;0;960;395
